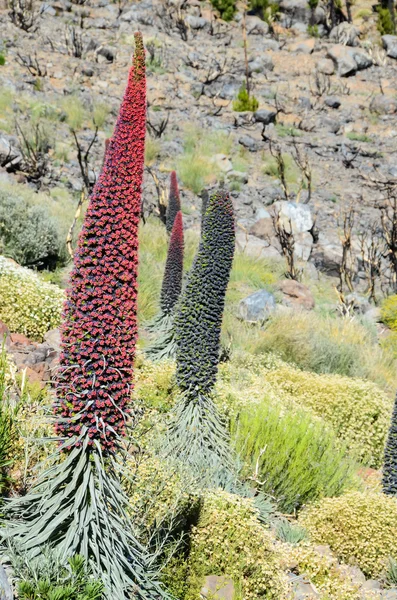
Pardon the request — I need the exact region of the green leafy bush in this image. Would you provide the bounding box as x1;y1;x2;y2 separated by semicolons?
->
15;554;104;600
232;401;359;512
233;83;259;112
0;256;64;340
300;491;397;578
381;294;397;331
210;0;236;20
275;519;308;544
184;491;289;599
0;189;62;269
377;5;395;34
265;365;391;468
0;186;73;269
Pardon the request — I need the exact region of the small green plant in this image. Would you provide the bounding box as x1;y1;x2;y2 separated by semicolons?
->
346;131;373;143
233;83;259;112
275;123;302;138
376;5;395;34
210;0;236;20
385;557;397;586
249;0;279;21
232;401;358;512
15;553;104;600
0;345;16;497
0;53;5;66
275;519;308;544
307;24;320;36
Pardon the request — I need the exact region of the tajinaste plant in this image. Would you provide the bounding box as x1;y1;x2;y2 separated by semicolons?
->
383;392;397;496
165;171;181;235
145;211;184;360
167;189;236;485
4;33;168;600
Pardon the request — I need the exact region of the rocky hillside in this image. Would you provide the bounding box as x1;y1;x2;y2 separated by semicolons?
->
1;0;397;290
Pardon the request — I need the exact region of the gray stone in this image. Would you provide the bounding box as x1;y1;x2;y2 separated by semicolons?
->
316;58;335;75
274;201;314;234
319;116;340;133
288;572;320;599
239;289;276;323
294;231;313;261
212;154;233;173
248;55;274;74
185;15;208;29
96;45;116;62
330;22;359;46
228;170;248;184
201;575;234;599
298;96;312;110
254;109;277;125
325;96;341;109
345;293;370;314
382;34;397;58
81;65;94;77
246;15;269;34
362;580;382;591
370;94;397;115
0;564;13;600
239;135;259;152
290;38;316;54
327;45;372;77
382;590;397;600
44;328;61;353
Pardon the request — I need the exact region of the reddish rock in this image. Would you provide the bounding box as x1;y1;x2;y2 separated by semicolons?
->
278;280;315;310
10;332;33;345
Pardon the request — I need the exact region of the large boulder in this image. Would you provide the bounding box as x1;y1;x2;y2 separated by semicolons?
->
370;94;397;115
327;45;372;77
278;280;315;310
239;289;276;323
274;201;314;235
382;34;397;59
330;22;359;46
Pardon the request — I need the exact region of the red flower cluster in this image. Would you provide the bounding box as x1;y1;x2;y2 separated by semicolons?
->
55;33;146;453
166;171;181;234
160;210;184;315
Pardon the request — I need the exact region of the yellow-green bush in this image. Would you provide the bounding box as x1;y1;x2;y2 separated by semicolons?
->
284;542;379;600
0;256;64;340
381;295;397;331
299;491;397;578
185;491;289;599
265;366;391;468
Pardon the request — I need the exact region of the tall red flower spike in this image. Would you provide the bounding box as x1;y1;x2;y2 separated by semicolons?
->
55;32;146;454
160;210;184;315
165;171;181;234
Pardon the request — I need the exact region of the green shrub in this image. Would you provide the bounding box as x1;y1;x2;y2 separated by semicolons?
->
249;0;279;21
381;294;397;330
255;311;397;392
0;184;75;268
15;553;104;600
0;53;5;66
377;5;395;34
210;0;236;20
285;542;365;599
232;401;359;511
233;83;259;112
275;519;308;544
0;256;64;340
0;189;62;269
185;491;289;599
265;365;391;468
300;491;397;578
